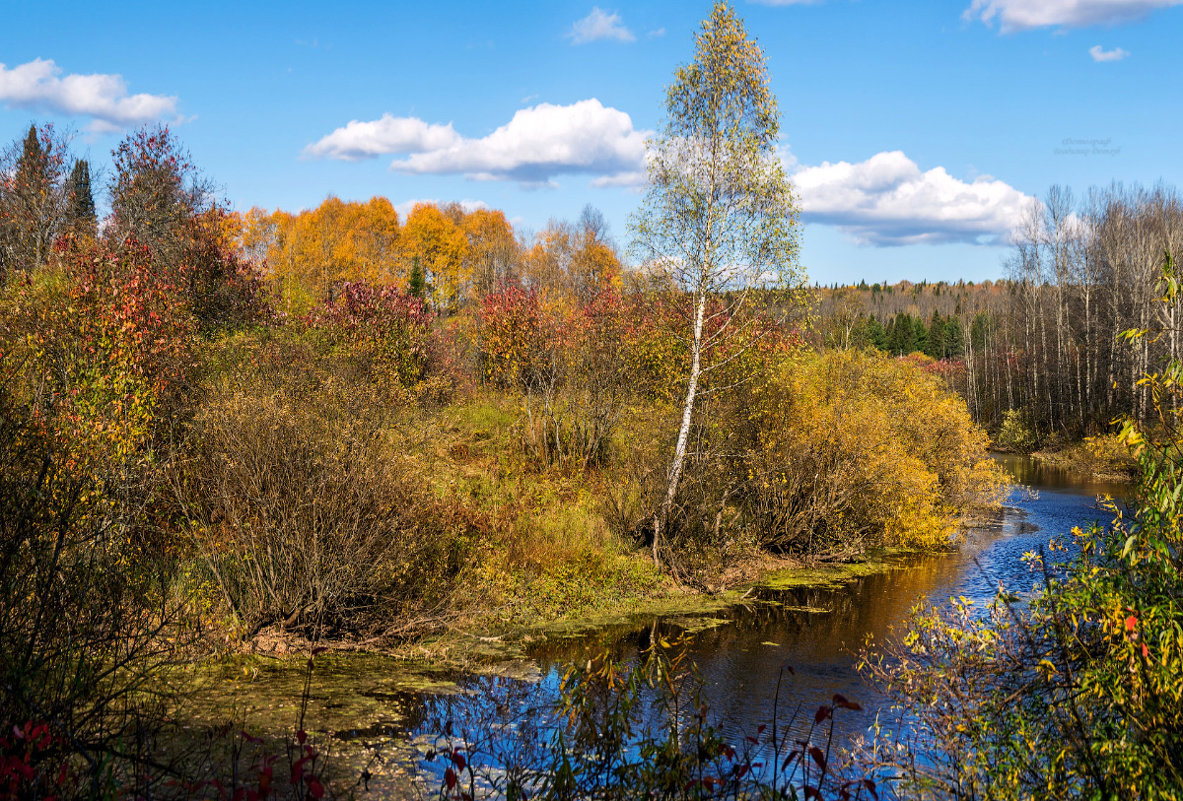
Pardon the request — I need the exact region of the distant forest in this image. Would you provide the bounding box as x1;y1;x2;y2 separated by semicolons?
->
810;185;1183;443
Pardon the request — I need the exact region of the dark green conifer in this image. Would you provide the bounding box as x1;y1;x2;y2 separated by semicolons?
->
409;255;426;298
64;159;97;238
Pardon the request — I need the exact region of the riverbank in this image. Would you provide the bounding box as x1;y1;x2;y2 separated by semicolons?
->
1031;435;1138;481
168;548;928;797
231;542;939;674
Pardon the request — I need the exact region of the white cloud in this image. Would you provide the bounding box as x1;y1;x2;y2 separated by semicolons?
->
304;114;460;161
1089;44;1130;60
567;8;635;44
309;99;649;187
792;150;1032;246
964;0;1182;32
0;58;177;129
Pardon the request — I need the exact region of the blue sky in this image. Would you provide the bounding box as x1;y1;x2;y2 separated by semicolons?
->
2;0;1181;284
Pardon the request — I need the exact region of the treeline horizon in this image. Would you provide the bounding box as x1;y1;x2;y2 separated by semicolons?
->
811;185;1183;444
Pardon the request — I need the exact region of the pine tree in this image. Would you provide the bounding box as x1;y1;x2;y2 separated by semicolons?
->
64;159;97;239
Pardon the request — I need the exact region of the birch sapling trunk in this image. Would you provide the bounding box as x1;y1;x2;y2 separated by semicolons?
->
657;294;705;564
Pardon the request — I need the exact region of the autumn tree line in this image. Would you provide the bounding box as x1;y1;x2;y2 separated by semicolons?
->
811;185;1183;448
234;195;623;316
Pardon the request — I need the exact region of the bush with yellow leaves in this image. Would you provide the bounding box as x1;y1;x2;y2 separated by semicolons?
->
740;349;1006;556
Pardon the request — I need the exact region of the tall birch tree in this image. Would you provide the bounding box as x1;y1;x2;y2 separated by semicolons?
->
631;1;803;564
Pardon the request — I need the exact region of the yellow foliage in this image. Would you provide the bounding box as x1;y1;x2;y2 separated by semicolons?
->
401;202;470;309
521;221;622;304
464;208;520;295
234;196;403;314
747;349;1006;553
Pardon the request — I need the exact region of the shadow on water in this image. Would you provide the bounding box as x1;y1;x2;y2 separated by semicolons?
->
186;456;1130;789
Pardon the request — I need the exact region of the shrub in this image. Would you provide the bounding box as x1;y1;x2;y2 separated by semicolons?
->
740;350;1005;555
179;379;473;637
480;286;634;471
996;407;1036;452
0;277;191;797
304;280;435;389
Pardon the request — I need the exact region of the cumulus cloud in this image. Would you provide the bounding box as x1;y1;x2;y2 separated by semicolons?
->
1089;44;1130;60
0;58;177;129
308;99;649;187
567;8;635;44
792;150;1032;246
964;0;1182;32
305;115;460;161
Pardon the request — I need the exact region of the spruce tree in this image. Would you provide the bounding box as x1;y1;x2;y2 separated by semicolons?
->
408;254;425;298
64;159;97;238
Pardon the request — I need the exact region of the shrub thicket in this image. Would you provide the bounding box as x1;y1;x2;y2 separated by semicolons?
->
743;350;1005;555
179;376;473;638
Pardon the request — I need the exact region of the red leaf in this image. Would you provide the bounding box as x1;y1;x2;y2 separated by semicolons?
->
445;768;457;791
815;706;832;724
296;730;307;745
809;746;827;771
1126;615;1138;631
290;758;307;784
307;777;324;799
